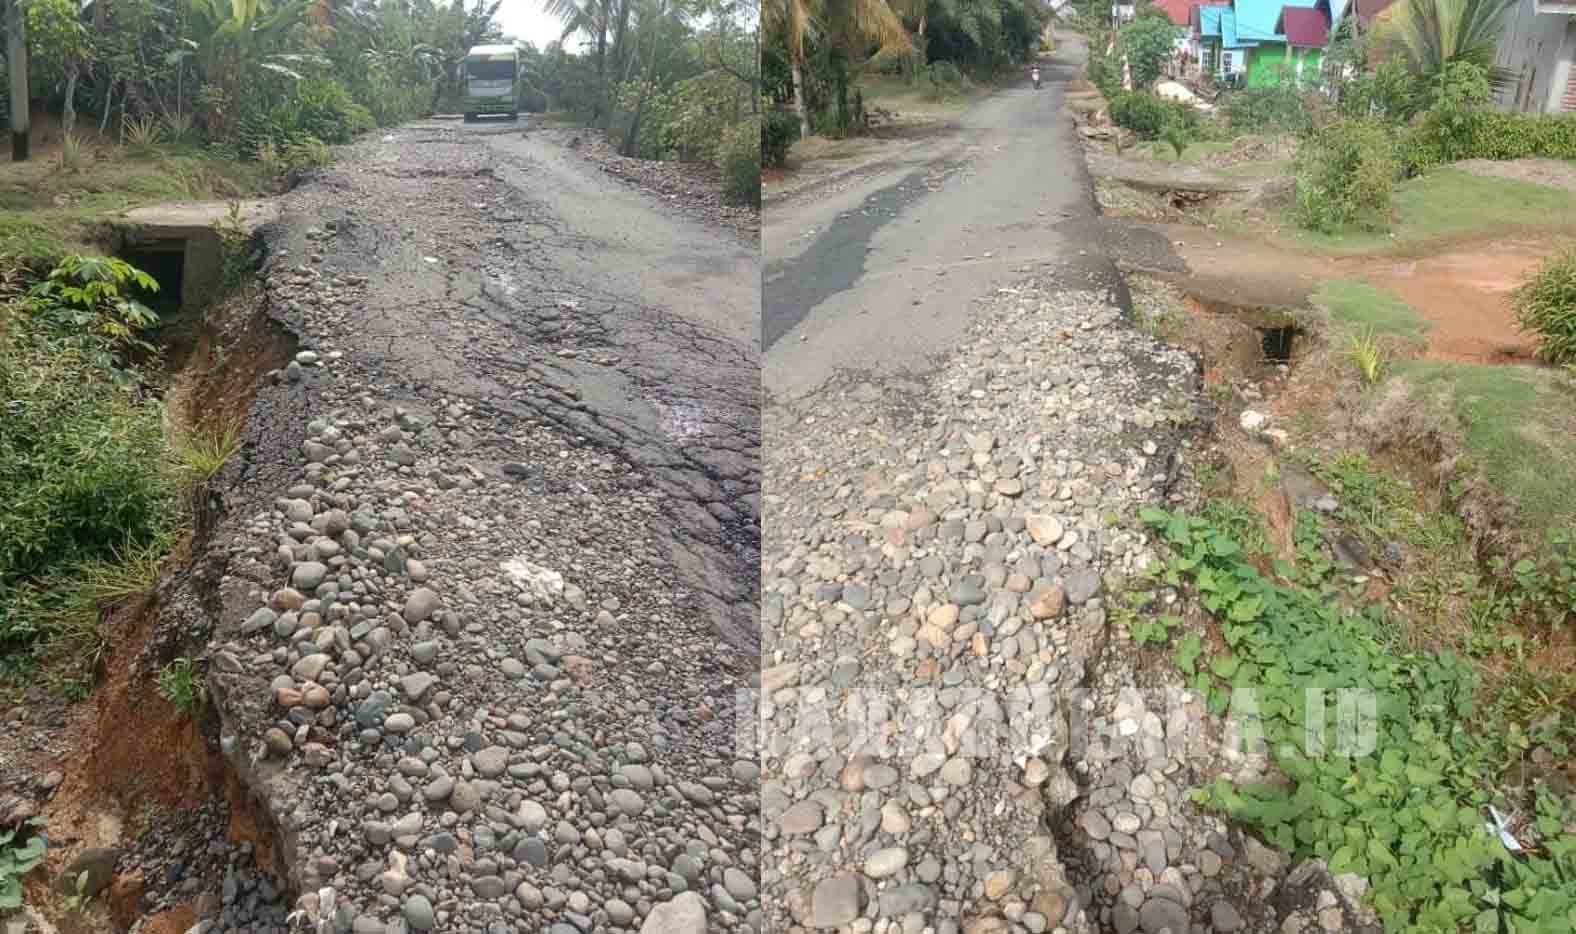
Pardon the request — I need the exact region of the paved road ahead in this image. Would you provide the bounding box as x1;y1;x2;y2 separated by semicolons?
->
763;37;1101;398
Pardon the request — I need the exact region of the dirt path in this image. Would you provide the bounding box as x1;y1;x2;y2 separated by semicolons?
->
1126;222;1552;363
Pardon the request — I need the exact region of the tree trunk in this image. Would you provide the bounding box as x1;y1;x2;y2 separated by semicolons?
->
102;77;115;132
6;0;28;162
791;57;809;139
62;68;79;136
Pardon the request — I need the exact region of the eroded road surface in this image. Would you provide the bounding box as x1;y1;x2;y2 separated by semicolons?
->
193;121;760;933
760;37;1379;934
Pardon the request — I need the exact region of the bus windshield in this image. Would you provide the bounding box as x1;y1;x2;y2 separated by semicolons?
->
466;59;515;81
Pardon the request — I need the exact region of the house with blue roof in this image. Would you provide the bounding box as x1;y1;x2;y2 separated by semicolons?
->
1191;0;1333;86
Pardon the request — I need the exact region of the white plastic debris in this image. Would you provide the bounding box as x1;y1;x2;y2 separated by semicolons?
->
501;557;565;603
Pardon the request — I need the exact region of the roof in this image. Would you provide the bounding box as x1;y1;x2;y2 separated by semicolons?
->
467;44;516;56
1278;5;1330;45
1351;0;1398;23
1234;0;1321;41
1152;0;1203;25
1221;7;1260;47
1199;3;1227;36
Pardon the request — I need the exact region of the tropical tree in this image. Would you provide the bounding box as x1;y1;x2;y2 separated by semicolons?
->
763;0;910;138
25;0;93;134
1379;0;1516;82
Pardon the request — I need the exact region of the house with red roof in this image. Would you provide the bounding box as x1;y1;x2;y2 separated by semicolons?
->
1185;0;1333;85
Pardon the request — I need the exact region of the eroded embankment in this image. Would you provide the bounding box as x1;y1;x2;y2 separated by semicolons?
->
180;128;760;934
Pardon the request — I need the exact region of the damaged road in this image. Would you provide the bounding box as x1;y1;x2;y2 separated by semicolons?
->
182;121;759;933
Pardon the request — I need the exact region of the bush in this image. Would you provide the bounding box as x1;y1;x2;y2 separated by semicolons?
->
1110;91;1197;140
1220;84;1314;133
720;118;761;207
1294;117;1398;232
1122;11;1181;88
0;332;172;650
762;110;799;168
1513;248;1576;364
1400;107;1576;175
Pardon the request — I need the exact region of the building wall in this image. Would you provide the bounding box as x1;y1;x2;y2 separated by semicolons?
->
1247;44;1291;85
1494;0;1576;112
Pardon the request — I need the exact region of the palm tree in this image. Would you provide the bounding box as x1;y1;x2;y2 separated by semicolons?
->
1381;0;1515;80
764;0;909;138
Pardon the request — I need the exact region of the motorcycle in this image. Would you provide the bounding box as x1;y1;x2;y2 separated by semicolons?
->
1031;67;1041;89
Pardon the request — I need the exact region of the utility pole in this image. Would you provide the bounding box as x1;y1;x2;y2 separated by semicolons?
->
4;0;28;161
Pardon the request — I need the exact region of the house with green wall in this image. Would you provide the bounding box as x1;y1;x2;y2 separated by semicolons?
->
1191;0;1333;85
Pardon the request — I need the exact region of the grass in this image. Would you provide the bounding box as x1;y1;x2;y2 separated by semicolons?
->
857;72;981;117
173;423;242;484
1311;279;1430;342
1217;157;1294;178
1132;139;1235;164
1395;360;1576;533
0;147;273;269
1288;168;1576;257
156;657;205;715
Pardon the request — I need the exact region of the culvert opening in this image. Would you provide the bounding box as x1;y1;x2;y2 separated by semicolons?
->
1259;325;1300;363
121;243;186;315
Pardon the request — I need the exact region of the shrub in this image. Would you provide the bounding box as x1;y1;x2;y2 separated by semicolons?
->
1513;248;1576;364
1122;11;1182;88
1400;108;1576;174
1110;91;1197;140
1294;117;1398;232
720;118;761;207
762;110;799;168
0;336;172;650
1220;84;1314;133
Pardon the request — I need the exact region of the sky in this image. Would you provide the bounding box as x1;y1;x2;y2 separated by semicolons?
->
493;0;578;51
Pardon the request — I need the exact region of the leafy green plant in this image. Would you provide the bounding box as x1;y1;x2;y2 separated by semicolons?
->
173;423;242;484
122;114;166;156
0;821;47;909
56;134;84;173
162;110;196;143
61;869;91;914
1220;83;1315;133
216;200;253;289
0;325;174;655
1295;117;1399;233
1120;10;1181;88
1163;125;1189;160
1512;247;1576;364
720;117;761;208
23;255;161;365
762;109;799;168
1110;91;1197;140
1139;506;1576;933
1345;327;1388;384
157;657;206;715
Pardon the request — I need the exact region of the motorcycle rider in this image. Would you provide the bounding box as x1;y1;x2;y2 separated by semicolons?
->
1031;65;1041;89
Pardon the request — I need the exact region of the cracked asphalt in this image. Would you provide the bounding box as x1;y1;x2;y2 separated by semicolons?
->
273;120;761;659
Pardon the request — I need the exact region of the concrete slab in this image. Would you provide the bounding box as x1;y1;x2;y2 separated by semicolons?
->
118;199;278;238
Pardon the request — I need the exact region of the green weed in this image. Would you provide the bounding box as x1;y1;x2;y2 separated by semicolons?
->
121;114;165;157
0;822;47;910
173;423;242;484
157;657;205;716
57;134;85;174
1201;497;1271;556
1513;246;1576;365
1344;327;1388;384
1140;506;1576;933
